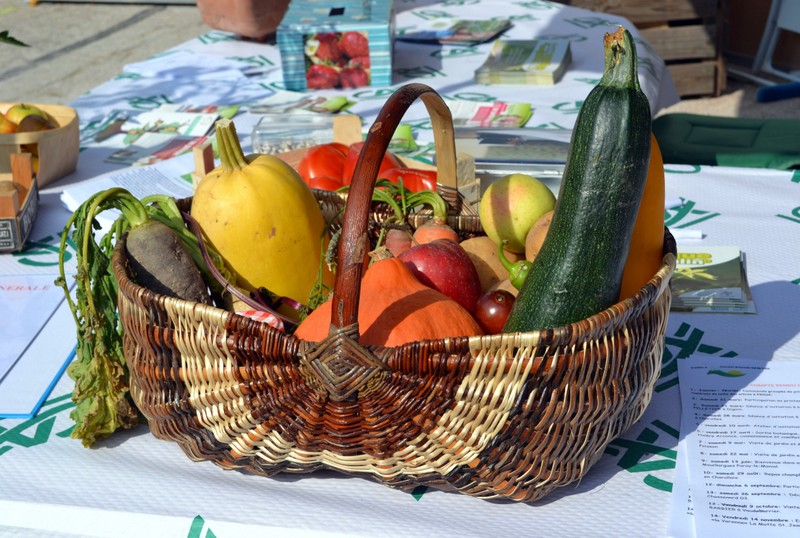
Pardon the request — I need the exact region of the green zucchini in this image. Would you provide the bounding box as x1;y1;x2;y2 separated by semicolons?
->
503;27;651;332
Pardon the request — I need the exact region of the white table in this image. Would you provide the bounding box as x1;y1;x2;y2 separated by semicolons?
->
43;0;678;188
3;2;799;537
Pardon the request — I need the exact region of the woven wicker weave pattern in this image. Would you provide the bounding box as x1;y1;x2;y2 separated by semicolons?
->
112;83;676;501
114;233;674;501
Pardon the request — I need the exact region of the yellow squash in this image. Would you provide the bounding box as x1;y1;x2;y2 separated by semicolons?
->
618;133;666;300
191;118;332;310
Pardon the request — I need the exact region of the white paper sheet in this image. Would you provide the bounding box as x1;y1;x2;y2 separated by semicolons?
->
60;151;196;208
0;281;76;418
0;275;67;381
675;356;800;537
58;151;197;233
668;435;696;538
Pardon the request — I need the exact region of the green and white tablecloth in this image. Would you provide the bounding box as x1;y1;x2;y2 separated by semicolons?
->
50;0;678;184
2;1;799;537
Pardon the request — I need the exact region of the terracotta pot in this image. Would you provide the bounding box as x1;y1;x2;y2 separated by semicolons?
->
197;0;291;41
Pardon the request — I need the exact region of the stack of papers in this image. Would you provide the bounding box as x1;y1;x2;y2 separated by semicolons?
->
448;100;533;128
452;127;570;192
475;39;572;85
670;246;755;314
87;104;238;167
454;127;570;164
398;19;512;45
672;356;800;537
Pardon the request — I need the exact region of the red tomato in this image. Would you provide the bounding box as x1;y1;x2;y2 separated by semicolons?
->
341;141;404;186
307;175;344;191
381;167;438;193
473;290;516;334
297;142;348;184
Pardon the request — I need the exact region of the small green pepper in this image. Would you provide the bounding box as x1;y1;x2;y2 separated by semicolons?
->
498;241;531;290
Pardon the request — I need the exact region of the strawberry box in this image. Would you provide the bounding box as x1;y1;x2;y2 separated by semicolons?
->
277;0;395;91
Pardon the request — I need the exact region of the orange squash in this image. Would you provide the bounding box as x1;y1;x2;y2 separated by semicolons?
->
294;250;483;346
619;133;665;300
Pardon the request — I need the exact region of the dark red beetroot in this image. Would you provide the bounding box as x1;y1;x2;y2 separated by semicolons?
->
398;239;482;313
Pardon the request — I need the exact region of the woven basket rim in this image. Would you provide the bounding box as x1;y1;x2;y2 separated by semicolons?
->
111;226;676;350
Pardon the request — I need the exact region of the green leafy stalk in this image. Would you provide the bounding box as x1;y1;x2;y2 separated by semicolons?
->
339;178;451;250
56;188;146;447
371;181;406;222
338;179;409;251
55;188;227;447
305;229;336;315
406;188;449;222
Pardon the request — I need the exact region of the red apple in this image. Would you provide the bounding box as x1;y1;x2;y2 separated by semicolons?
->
17;115;55;133
398;239;482;312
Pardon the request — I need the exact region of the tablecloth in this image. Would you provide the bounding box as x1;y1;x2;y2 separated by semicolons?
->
3;1;799;537
43;0;678;188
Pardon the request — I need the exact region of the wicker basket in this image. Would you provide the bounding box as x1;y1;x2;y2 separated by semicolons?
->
112;83;676;502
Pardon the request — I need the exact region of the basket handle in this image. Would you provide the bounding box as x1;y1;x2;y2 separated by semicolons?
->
329;83;457;332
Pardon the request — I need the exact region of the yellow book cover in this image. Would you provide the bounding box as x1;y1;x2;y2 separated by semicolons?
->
475;39;572;85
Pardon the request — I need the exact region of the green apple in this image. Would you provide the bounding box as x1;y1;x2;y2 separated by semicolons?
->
4;103;56;129
479;173;557;254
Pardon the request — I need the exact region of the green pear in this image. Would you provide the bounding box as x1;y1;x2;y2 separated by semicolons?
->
479;173;556;254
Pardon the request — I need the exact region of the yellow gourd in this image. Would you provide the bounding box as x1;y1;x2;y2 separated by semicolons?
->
619;133;665;300
191;119;333;309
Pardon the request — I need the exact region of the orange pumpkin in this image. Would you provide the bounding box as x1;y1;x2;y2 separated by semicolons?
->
295;250;483;346
619;133;665;300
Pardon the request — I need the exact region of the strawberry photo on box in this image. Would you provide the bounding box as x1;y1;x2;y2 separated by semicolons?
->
304;31;371;89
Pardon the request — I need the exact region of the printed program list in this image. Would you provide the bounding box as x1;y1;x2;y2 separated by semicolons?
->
678;357;800;537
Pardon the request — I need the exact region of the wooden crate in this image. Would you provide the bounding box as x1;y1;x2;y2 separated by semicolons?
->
556;0;725;97
640;23;722;97
0;153;38;253
0;103;80;187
